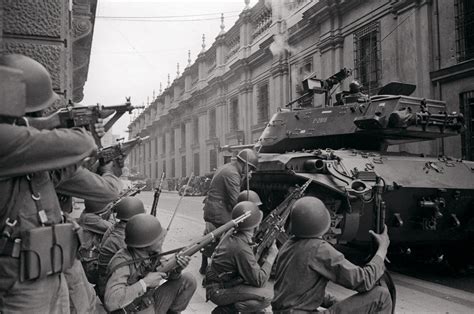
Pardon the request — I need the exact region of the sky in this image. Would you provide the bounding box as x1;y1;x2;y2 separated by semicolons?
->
83;0;259;138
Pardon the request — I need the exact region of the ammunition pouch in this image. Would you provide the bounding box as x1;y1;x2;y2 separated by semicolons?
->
20;223;78;282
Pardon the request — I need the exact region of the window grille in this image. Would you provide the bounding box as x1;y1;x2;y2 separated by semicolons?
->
460;91;474;160
257;82;269;123
354;22;381;94
171;158;175;177
230;98;239;131
170;130;175;152
193;117;199;144
455;0;474;62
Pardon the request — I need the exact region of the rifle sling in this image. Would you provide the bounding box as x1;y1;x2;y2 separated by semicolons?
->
106;246;185;282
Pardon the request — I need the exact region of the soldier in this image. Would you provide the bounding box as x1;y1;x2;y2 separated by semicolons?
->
105;213;197;313
236;190;262;207
96;196;145;298
205;201;278;314
77;199;113;283
272;197;392;314
200;148;259;274
0;54;96;312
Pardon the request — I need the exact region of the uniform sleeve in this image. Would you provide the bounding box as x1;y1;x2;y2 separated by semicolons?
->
0;124;96;177
54;167;122;202
234;243;272;288
309;241;385;292
105;264;145;311
223;170;241;210
79;213;113;234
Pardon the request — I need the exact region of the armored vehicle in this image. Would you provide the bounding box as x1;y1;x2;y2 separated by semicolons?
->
250;69;473;264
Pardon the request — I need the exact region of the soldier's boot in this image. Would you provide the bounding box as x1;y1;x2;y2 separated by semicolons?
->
199;254;208;275
211;304;237;314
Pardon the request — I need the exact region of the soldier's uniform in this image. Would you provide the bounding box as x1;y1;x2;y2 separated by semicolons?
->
104;214;197;313
205;201;276;313
0;123;96;313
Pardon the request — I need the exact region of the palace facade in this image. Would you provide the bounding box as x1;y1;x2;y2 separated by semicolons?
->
128;0;474;184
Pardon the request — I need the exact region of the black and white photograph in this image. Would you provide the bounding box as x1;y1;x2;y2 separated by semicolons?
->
1;0;473;313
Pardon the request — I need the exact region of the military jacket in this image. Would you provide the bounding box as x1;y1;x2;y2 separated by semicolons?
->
78;212;112;261
98;222;126;274
203;162;242;226
272;237;385;311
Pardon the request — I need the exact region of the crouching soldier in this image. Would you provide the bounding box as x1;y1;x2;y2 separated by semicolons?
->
105;213;197;313
77;199;113;283
272;197;392;314
96;196;146;298
205;201;278;314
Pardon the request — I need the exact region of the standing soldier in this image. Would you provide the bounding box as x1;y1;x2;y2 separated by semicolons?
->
205;201;278;314
200;148;259;274
77;199;113;283
0;54;96;312
96;196;145;298
272;197;392;314
105;213;197;313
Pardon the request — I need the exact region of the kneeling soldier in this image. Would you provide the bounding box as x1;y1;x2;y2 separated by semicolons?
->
205;201;278;314
272;196;392;314
105;213;197;313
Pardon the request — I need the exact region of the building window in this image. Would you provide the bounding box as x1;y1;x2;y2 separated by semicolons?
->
193;152;200;175
193;117;199;144
162;135;166;154
171;158;175;177
230;97;239;131
209;149;217;171
354;22;381;94
460;91;474;160
209;109;216;137
170;129;175;153
155;137;159;156
455;0;474;62
181;155;186;176
257;82;269;123
181;123;186;148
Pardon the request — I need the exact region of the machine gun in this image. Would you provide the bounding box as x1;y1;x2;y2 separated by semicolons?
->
287;68;352;108
22;97;143;146
111;210;252;313
253;178;312;262
150;172;165;216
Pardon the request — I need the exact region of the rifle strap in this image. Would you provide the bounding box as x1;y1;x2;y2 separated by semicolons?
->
106;246;185;281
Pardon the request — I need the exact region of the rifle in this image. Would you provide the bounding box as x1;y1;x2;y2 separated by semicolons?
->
115;210;252;313
166;173;194;232
150;172;165;216
98;136;148;165
253;178;312;262
101;183;147;216
21;98;143;146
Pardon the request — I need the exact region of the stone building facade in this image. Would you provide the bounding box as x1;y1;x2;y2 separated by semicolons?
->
128;0;474;184
0;0;97;107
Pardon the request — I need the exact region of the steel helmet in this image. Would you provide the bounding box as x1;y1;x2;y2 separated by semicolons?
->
349;80;362;93
0;54;59;115
113;197;145;221
231;201;263;231
237;190;262;206
289;197;330;238
236;149;258;170
84;199;109;214
125;214;165;248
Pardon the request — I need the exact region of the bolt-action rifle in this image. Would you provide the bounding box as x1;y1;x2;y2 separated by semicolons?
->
21;97;143;146
109;210;252;313
253;178;312;262
150;172;166;216
100;183;147;216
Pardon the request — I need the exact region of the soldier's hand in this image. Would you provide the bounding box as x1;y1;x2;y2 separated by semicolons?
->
94;118;106;138
142;271;167;288
98;161;122;177
369;225;390;255
265;241;279;264
176;254;191;270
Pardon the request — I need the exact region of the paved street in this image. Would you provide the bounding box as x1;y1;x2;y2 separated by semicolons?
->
134;191;474;313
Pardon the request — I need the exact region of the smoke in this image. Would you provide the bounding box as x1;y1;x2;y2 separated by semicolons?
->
265;0;301;57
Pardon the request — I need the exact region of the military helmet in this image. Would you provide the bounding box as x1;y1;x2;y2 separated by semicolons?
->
349;80;362;93
0;54;59;116
237;190;262;206
125;214;165;248
114;197;145;221
84;199;109;214
236;149;258;170
289;197;330;238
231;201;263;231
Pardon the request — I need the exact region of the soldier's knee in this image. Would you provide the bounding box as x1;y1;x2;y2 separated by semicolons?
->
180;272;197;291
371;286;392;308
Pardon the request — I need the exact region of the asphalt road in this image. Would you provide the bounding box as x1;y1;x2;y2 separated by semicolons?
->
134;191;474;313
